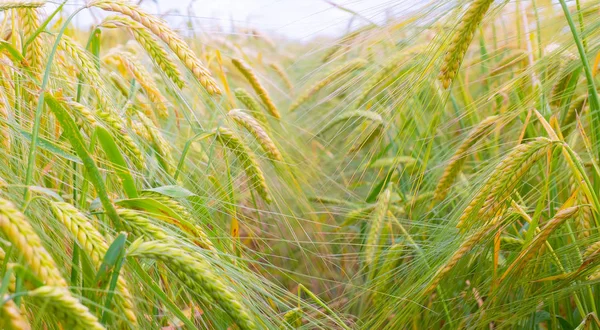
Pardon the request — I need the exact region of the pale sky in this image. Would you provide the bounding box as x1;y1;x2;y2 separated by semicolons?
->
62;0;411;40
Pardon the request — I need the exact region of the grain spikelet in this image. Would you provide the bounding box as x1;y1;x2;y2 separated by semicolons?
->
97;109;145;169
439;0;495;88
289;58;367;112
355;52;406;107
433;115;498;202
90;0;221;94
50;202;137;324
0;1;44;11
458;138;558;228
320;110;383;134
58;35;107;102
139;191;215;251
119;52;170;118
128;240;256;330
18;7;43;75
66;100;97;132
215;127;271;203
501;206;580;281
232;58;280;118
0;296;30;330
228;109;283;162
102;15;185;88
28;286;105;330
0;197;66;287
551;58;579;108
268;62;293;93
488;50;528;76
137;112;174;174
234;88;268;124
117;208;169;241
364;184;392;267
424;223;496;296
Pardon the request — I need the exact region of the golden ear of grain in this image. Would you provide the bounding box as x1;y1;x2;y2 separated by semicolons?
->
232;58;281;119
228;109;283;162
139;191;215;251
289;58;367;112
58;35;108;103
214;127;272;204
268;62;294;93
18;7;43;74
50;202;137;324
96;109;145;169
0;296;31;330
90;0;221;95
433;115;498;202
0;198;67;287
0;1;44;11
457;138;558;228
488;50;528;77
128;240;256;330
439;0;495;89
28;286;105;330
116;208;169;241
117;52;170;118
233;88;268;124
501;206;580;282
102;15;185;88
136;112;174;174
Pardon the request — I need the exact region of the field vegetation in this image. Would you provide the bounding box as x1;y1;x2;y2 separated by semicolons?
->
1;0;600;329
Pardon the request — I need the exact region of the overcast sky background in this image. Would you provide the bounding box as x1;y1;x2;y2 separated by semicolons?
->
63;0;415;41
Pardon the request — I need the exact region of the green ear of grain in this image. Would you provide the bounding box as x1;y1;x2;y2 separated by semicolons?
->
115;197;201;240
44;93;123;230
95;126;138;199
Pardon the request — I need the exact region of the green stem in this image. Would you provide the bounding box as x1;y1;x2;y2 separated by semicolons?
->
558;0;600;160
23;6;86;199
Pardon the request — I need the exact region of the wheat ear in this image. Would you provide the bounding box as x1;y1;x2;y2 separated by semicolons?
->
457;138;558;228
18;7;43;75
97;109;145;169
233;88;268;124
119;52;170;118
268;62;293;93
232;58;281;119
0;296;30;330
355;52;406;107
433;115;498;202
128;240;256;330
320;110;383;134
50;202;137;324
136;111;174;174
28;286;105;330
228;109;283;162
215;127;271;204
439;0;495;88
0;197;66;287
364;184;392;267
0;1;44;11
102;15;185;88
424;223;496;296
58;35;108;103
139;191;215;251
501;206;580;282
289;58;367;112
90;0;220;94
